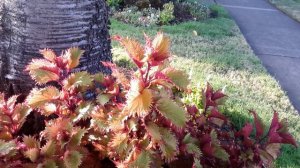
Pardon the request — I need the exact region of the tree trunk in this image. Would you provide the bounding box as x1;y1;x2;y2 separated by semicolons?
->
0;0;112;95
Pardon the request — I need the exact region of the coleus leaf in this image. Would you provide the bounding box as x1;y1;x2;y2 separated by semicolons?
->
109;133;128;153
235;123;254;147
116;37;145;68
93;72;105;83
250;110;264;139
268;112;297;147
159;128;178;162
147;32;170;66
73;102;94;123
26;59;60;84
24;148;39;162
23;136;39;149
265;143;281;160
64;47;84;69
0;140;16;156
126;79;152;117
203;83;227;108
63;71;93;89
96;94;111;106
145;122;162;142
41;141;56;157
27;87;60;108
64;150;82;168
129;150;152;168
156;97;187;127
42;159;58;168
193;158;202;168
162;68;189;90
186;143;202;158
258;149;273;166
11;104;31;127
208;108;227;121
7;95;18;110
68;128;87;147
40;49;57;62
210;130;229;161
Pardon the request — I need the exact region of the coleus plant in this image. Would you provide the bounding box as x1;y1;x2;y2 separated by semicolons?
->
0;32;297;168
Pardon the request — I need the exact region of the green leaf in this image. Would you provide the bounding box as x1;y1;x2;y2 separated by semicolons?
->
214;147;229;162
109;133;128;153
145;122;162;141
0;140;16;156
68;128;86;147
130;150;151;168
159;128;178;162
94;72;105;83
42;159;58;168
26;59;60;84
23;136;39;149
193;158;202;168
27;87;60;108
41;141;56;157
65;48;84;69
186;143;202;158
163;68;189;90
157;98;187;127
64;150;82;168
24;148;40;162
96;94;111;106
183;133;198;144
63;71;93;89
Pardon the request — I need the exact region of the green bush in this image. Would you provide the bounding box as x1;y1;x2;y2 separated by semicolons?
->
106;0;123;8
209;4;229;18
159;2;175;24
113;7;160;27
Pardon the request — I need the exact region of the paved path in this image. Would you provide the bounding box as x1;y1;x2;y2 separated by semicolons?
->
216;0;300;112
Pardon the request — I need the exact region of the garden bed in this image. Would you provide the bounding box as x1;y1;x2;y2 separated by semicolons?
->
110;6;300;167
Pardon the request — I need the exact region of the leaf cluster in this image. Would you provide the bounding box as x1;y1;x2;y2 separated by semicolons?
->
0;32;297;168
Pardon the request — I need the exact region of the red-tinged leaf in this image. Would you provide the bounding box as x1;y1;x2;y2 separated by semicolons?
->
278;133;298;147
147;32;170;66
101;62;129;88
64;47;84;69
40;49;57;62
268;132;282;144
267;111;297;147
117;37;145;68
126;79;152;117
208;108;227;121
236;123;253;138
202;143;214;157
212;90;226;101
26;59;60;84
186;105;199;115
270;112;279;129
7;95;18;110
250;110;264;139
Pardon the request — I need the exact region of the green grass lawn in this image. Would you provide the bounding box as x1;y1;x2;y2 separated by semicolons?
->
269;0;300;22
109;9;300;167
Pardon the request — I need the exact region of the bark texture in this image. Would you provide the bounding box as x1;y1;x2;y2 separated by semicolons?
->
0;0;111;94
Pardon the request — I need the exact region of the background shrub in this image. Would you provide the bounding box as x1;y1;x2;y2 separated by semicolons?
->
159;2;175;24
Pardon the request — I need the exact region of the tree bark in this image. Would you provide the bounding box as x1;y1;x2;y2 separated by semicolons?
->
0;0;112;95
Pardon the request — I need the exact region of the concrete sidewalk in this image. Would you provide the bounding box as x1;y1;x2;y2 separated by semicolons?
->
216;0;300;112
